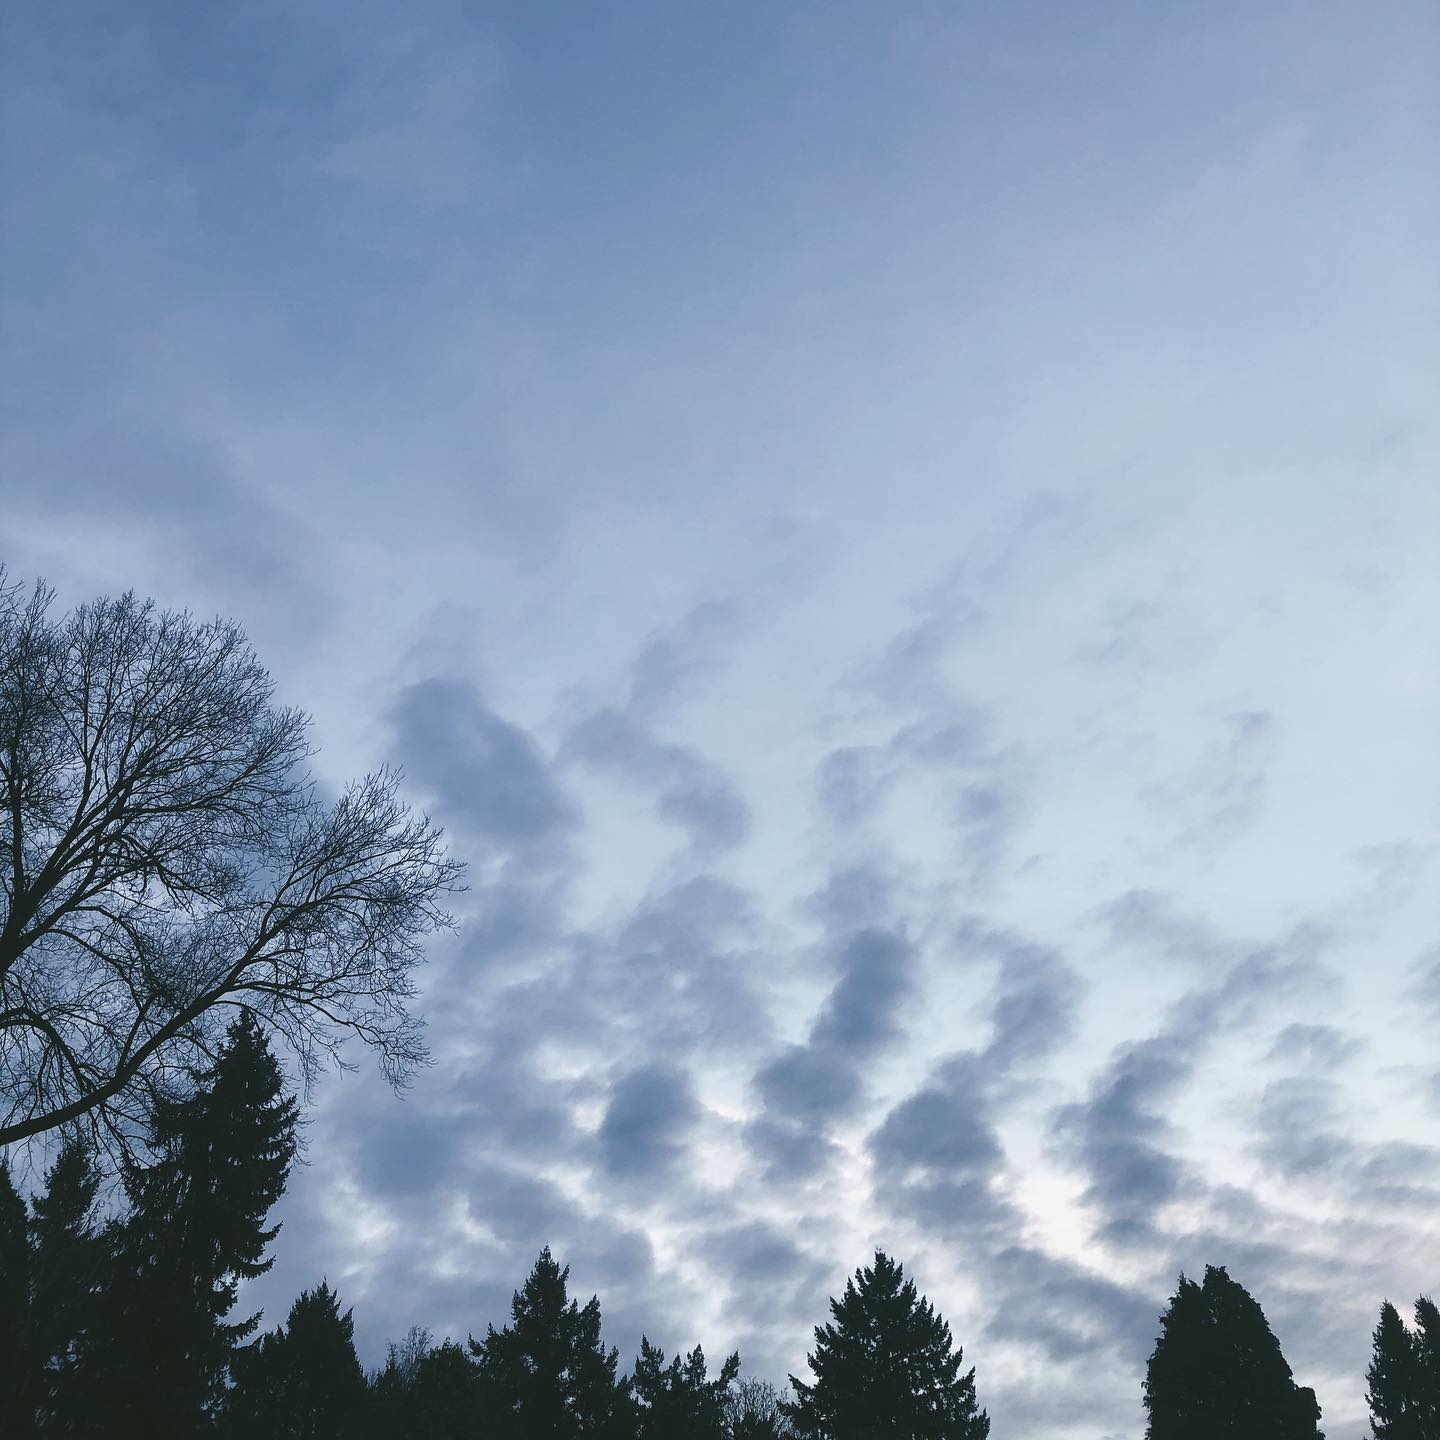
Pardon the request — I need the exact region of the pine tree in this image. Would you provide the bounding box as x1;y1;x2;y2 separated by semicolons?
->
224;1280;367;1438
1144;1266;1323;1440
0;1159;31;1437
784;1250;990;1440
83;1011;298;1437
632;1336;740;1439
27;1134;103;1433
471;1246;632;1439
1415;1298;1440;1440
1367;1300;1423;1440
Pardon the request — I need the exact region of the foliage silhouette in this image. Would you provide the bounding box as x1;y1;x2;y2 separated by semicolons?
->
632;1335;739;1439
224;1279;367;1438
1144;1265;1323;1440
0;572;463;1162
726;1378;795;1439
79;1012;298;1436
0;1158;28;1436
22;1134;102;1431
784;1249;990;1440
1367;1297;1440;1440
470;1245;634;1438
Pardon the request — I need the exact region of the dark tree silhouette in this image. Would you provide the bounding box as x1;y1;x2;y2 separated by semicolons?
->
1416;1298;1440;1439
471;1246;632;1438
1367;1298;1440;1440
224;1280;367;1438
0;574;463;1160
403;1339;481;1439
24;1134;103;1431
1144;1265;1323;1440
1368;1300;1422;1440
0;1158;28;1436
726;1378;795;1440
631;1335;739;1439
81;1012;298;1436
367;1326;439;1438
785;1250;990;1440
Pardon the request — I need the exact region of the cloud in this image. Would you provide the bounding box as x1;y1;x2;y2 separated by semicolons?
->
747;924;915;1179
1094;888;1235;967
567;874;772;1056
597;1063;701;1179
1050;1035;1196;1248
564;708;750;858
2;421;333;639
1263;1023;1363;1069
1144;709;1276;855
626;600;742;718
389;677;578;871
984;1245;1158;1366
1412;945;1440;1021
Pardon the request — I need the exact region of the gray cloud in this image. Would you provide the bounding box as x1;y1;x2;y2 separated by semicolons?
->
1094;888;1236;967
1145;710;1276;856
748;923;915;1180
1413;945;1440;1020
748;915;915;1175
390;677;578;869
1050;1039;1197;1248
1264;1023;1363;1069
626;600;742;718
565;707;750;855
598;1063;701;1179
984;1246;1158;1366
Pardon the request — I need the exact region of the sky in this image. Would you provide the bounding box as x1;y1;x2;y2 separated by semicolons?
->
2;1;1437;1434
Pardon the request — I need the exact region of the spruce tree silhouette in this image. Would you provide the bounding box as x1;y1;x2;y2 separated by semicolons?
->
1368;1301;1422;1439
631;1335;740;1439
1369;1298;1440;1440
0;1159;29;1437
224;1280;367;1437
25;1135;102;1433
1416;1298;1440;1440
470;1246;632;1439
82;1012;298;1437
784;1250;990;1440
1144;1265;1323;1440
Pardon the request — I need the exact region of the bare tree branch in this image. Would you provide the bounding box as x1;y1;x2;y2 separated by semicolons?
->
0;572;465;1163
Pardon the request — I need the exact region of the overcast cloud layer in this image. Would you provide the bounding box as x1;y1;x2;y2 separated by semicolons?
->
3;4;1438;1435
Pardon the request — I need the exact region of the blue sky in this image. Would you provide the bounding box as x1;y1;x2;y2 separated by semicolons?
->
2;2;1437;1434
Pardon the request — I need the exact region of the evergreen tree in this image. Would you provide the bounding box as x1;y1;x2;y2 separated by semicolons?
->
1144;1266;1323;1440
1415;1298;1440;1440
27;1134;103;1433
631;1336;739;1439
784;1250;990;1440
82;1011;298;1437
0;1159;31;1437
471;1246;632;1438
224;1280;367;1438
1367;1301;1423;1440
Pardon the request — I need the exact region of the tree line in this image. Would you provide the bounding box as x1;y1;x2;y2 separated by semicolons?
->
2;1014;1435;1438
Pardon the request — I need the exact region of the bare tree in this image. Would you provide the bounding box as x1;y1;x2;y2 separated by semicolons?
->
0;572;463;1161
726;1377;794;1439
